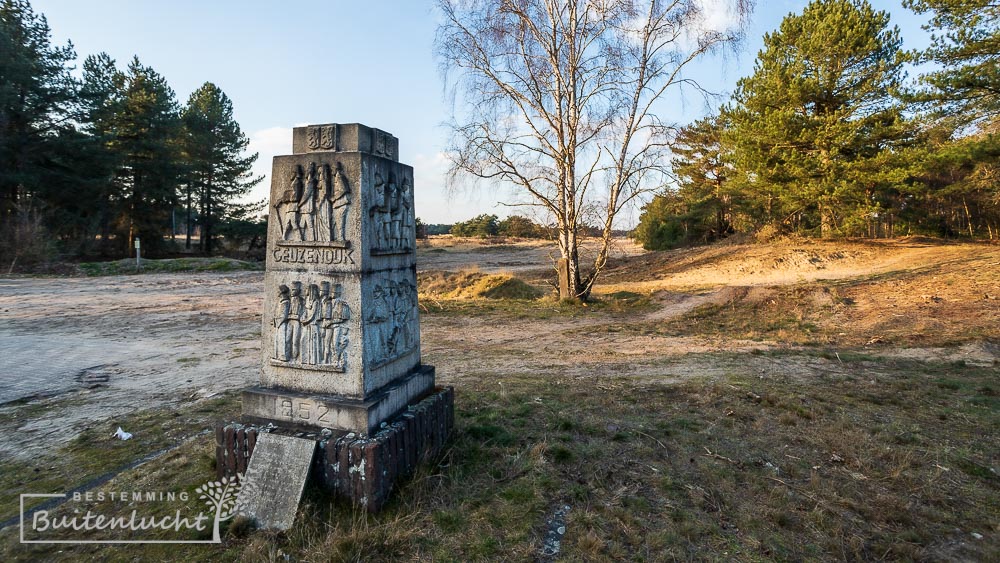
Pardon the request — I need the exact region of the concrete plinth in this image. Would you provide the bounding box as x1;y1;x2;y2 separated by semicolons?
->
242;365;435;435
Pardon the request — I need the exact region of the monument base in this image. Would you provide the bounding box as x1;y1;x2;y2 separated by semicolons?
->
217;386;454;513
241;365;436;435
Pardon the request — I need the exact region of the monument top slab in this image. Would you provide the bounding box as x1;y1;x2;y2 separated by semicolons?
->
292;123;398;161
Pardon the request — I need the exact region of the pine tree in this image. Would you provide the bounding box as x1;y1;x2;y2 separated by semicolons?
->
635;115;736;250
181;82;260;254
111;57;184;256
724;0;910;238
670;115;734;240
633;191;690;250
904;0;1000;124
0;0;78;221
72;52;126;255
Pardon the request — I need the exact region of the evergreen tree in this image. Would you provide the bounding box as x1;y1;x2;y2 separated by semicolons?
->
635;115;735;250
724;0;910;238
904;0;1000;124
181;82;260;254
633;191;690;250
215;200;266;258
450;214;499;237
0;0;78;221
900;117;1000;237
111;57;184;256
497;215;546;238
669;115;734;240
74;52;126;254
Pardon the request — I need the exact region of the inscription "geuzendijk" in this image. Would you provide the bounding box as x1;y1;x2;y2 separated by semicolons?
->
272;246;355;266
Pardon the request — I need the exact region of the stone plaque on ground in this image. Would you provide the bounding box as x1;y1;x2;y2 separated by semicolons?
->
235;432;316;530
242;123;435;434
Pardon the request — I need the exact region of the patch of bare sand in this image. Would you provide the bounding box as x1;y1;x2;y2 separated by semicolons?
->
417;236;644;275
420;237;998;393
0;272;263;460
600;238;999;291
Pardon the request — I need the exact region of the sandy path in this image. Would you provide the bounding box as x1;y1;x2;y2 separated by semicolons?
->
0;273;263;459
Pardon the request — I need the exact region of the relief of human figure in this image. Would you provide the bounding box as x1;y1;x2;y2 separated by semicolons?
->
367;284;391;362
288;281;305;361
383;282;399;357
398;279;417;350
316;163;333;243
273;284;292;361
387;281;404;355
297;162;319;241
326;283;351;367
321;282;351;364
275;166;303;241
400;176;413;248
299;283;321;364
331;162;351;242
369;171;389;249
386;173;401;249
334;328;350;369
319;282;333;363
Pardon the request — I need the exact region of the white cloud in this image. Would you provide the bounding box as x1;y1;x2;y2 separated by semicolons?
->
250;126;292;156
695;0;745;34
411;151;452;179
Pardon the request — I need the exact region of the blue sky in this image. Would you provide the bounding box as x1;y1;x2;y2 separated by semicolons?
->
33;1;933;226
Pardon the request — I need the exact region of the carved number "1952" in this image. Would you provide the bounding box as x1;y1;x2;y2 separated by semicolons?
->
275;398;332;423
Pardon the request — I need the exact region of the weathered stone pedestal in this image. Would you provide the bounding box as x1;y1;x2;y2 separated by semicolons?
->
217;386;453;512
217;123;453;519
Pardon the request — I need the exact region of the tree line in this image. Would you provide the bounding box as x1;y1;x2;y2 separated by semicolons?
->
448;214;549;238
430;213;615;239
635;0;999;250
0;0;261;268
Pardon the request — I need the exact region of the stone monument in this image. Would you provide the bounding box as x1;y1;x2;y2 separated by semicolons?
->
219;123;454;519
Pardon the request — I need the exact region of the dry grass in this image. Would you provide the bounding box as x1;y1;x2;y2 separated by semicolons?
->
628;271;999;349
0;393;240;525
419;269;546;300
3;356;997;561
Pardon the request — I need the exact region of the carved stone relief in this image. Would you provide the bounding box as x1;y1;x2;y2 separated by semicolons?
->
372;129;394;160
366;278;418;367
368;171;414;254
275;162;351;246
307;125;337;151
272;281;351;372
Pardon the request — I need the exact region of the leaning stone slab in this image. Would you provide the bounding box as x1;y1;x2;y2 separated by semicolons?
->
236;432;316;530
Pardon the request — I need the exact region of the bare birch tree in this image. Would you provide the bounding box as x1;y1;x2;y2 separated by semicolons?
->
436;0;752;299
